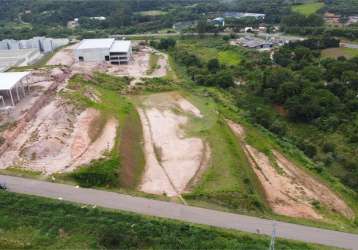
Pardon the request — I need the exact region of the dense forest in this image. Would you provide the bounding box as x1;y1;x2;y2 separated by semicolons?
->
0;0;292;39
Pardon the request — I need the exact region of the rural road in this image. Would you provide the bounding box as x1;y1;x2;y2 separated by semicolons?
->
1;175;358;249
112;32;304;41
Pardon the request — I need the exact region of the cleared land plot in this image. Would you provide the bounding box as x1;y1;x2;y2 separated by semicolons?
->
292;2;324;16
136;91;208;197
321;47;358;59
0;98;117;174
46;43;78;66
227;120;353;220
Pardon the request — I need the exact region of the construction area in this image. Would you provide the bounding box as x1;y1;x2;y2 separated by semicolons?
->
0;39;171;175
0;37;353;225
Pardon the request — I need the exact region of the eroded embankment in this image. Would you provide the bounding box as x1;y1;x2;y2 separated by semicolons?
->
227;120;353;220
0;98;117;175
138;92;209;197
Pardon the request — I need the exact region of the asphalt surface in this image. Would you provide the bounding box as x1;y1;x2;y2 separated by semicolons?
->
1;175;357;249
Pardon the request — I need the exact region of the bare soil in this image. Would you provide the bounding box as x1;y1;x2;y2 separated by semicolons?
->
47;44;77;66
138;92;207;197
227;120;353;220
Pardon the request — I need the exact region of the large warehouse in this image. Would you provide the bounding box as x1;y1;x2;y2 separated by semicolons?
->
74;38;132;64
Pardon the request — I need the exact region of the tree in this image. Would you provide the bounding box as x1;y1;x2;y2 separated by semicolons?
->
197;18;208;35
207;58;220;73
158;38;176;50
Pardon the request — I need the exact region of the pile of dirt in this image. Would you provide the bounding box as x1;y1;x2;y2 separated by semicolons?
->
227;120;353;220
138;92;208;197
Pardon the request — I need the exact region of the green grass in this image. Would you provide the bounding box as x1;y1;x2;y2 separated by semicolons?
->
147;52;160;75
218;51;241;65
321;47;358;59
0;167;42;179
177;37;243;66
0;191;334;250
118;104;146;188
180;91;268;213
292;2;324;16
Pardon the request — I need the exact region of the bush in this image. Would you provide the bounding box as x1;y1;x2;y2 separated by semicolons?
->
323;143;336;153
70;158;119;188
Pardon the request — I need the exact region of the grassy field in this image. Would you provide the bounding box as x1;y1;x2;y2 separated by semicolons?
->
292;2;324;16
218;51;241;65
321;47;358;59
177;37;242;66
0;191;333;250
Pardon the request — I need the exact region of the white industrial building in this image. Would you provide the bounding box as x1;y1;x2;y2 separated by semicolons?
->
0;48;42;72
75;38;132;64
0;72;31;107
0;37;69;53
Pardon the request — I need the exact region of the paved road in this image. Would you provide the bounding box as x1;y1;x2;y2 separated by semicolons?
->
1;175;357;249
111;32;304;41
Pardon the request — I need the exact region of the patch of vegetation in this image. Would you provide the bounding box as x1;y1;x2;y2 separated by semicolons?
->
138;10;167;16
182;92;267;214
321;48;358;59
0;167;42;179
70;158;119;188
147;52;160;75
218;50;241;66
135;77;178;93
0;191;332;250
119;105;145;189
292;2;324;16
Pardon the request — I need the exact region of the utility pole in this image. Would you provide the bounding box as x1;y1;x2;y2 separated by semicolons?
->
269;222;276;250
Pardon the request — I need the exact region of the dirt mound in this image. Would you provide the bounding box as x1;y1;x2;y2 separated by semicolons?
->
227;120;353;220
138;92;208;197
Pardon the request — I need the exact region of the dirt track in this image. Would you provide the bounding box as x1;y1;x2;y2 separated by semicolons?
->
138;92;208;197
227;120;353;220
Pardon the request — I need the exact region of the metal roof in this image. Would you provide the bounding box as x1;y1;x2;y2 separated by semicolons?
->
110;41;131;53
0;72;30;90
76;38;115;50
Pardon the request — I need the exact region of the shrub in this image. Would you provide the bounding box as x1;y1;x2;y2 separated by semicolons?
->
70;158;119;188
